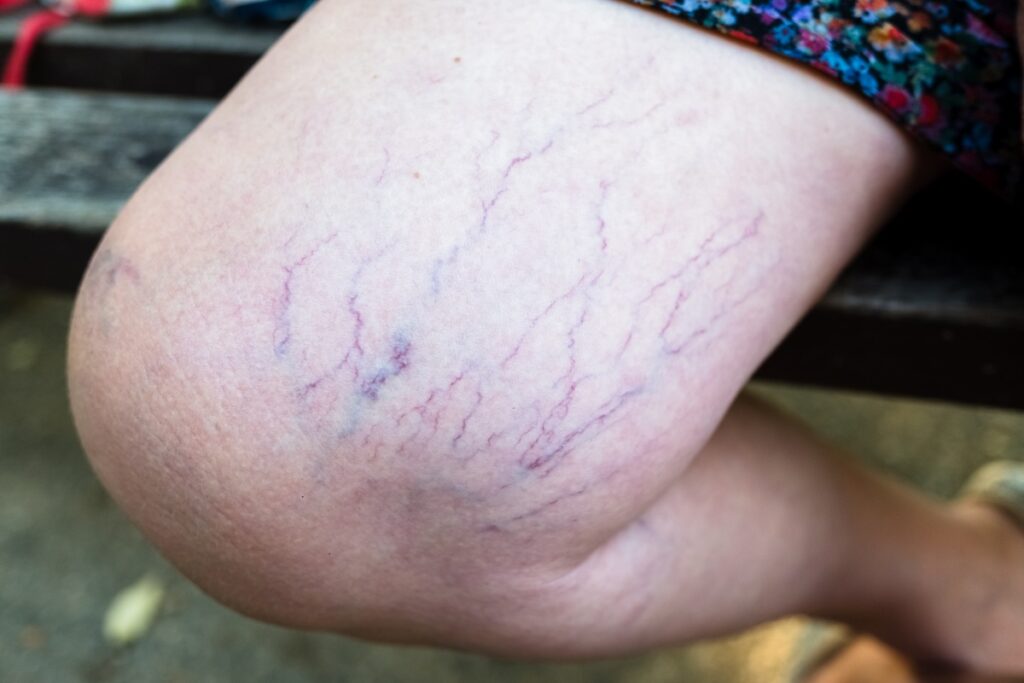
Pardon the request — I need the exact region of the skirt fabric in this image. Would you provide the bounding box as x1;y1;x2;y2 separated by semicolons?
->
629;0;1023;205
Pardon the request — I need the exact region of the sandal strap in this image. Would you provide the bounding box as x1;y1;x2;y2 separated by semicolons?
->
785;621;855;683
959;461;1024;530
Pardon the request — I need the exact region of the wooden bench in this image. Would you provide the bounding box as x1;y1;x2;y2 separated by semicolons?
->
2;10;1021;409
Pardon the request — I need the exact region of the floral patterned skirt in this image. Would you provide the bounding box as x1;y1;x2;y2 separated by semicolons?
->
630;0;1023;205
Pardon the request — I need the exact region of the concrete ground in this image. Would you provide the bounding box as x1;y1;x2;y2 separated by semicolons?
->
2;286;1022;683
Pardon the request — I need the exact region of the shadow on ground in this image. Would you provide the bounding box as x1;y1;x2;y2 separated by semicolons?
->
2;288;1021;683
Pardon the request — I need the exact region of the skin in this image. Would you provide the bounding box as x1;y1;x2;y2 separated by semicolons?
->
813;5;1024;679
66;0;1024;676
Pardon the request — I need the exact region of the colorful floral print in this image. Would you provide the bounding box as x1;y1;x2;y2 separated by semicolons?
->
630;0;1022;204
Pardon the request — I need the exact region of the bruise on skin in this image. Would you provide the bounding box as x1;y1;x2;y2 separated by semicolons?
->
359;336;412;401
282;239;400;430
270;78;769;529
79;249;143;337
428;248;457;296
87;248;141;292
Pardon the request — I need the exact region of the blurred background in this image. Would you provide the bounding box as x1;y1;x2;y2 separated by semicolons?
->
3;285;1022;683
2;1;1023;680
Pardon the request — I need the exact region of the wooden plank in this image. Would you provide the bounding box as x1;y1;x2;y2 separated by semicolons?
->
758;308;1024;410
1;88;1021;407
817;177;1024;326
0;11;280;96
0;89;212;232
0;90;209;290
758;175;1024;408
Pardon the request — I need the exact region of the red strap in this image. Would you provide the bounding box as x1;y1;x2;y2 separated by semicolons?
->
74;0;111;16
0;0;31;11
2;9;70;88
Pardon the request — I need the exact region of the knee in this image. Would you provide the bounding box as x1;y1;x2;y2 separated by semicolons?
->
66;235;654;653
65;58;760;648
67;245;348;630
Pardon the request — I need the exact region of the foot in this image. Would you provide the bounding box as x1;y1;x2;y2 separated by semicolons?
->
938;500;1024;675
810;500;1024;681
804;636;916;683
805;635;1020;683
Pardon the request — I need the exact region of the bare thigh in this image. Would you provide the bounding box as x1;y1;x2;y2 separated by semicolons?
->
69;0;932;652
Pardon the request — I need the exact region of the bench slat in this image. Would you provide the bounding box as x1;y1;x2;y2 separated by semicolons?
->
0;90;212;231
2;89;1021;408
0;11;278;97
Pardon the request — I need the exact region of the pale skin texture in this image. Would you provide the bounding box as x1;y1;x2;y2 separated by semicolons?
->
67;0;1024;678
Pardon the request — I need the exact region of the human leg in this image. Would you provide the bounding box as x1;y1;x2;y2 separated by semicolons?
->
67;0;1009;667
